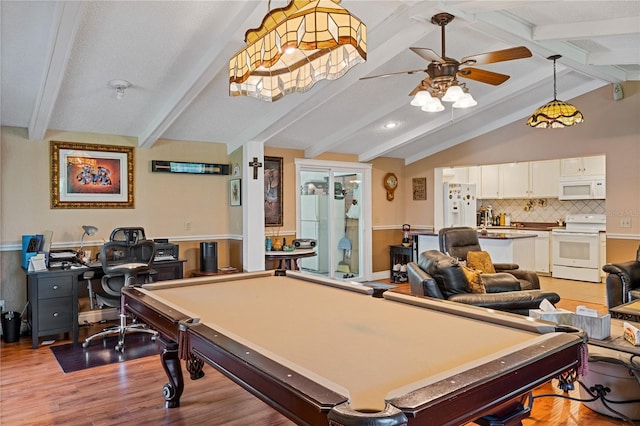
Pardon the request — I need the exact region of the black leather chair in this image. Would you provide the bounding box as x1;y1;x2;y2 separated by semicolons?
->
82;239;158;351
603;246;640;309
439;226;540;291
408;250;560;315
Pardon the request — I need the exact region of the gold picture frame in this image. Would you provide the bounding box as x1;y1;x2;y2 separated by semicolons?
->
412;177;427;201
50;141;134;209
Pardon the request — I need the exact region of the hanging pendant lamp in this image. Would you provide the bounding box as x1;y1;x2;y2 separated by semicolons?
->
229;0;366;102
527;55;583;128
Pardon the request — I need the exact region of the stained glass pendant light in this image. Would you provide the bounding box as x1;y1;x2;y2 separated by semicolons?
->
527;55;583;128
229;0;366;102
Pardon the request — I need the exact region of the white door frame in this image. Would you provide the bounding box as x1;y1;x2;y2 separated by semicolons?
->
295;159;372;281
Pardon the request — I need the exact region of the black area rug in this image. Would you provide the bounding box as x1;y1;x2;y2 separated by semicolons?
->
50;333;160;373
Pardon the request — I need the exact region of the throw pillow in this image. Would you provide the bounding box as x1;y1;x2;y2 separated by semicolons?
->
462;266;485;294
467;251;496;274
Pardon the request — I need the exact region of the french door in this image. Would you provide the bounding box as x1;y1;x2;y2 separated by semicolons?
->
295;159;371;280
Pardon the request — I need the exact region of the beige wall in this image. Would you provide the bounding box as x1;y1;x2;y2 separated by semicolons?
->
1;127;235;311
1;82;638;311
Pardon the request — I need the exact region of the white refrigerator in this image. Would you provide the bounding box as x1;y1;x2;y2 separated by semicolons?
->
299;195;345;273
443;183;477;228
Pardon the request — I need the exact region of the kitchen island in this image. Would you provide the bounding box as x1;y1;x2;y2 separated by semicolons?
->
415;231;536;270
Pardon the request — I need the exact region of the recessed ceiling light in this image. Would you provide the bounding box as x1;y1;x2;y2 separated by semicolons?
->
384;122;398;129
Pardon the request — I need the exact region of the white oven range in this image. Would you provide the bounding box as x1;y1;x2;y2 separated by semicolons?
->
552;214;606;283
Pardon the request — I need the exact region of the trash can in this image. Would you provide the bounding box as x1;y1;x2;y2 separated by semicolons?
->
200;242;218;273
2;311;22;343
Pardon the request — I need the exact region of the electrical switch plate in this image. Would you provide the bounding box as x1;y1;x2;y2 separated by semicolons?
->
620;218;631;228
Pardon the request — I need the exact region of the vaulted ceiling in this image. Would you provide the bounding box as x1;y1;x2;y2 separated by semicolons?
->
2;1;638;164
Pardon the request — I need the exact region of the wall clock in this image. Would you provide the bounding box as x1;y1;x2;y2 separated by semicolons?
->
384;172;398;201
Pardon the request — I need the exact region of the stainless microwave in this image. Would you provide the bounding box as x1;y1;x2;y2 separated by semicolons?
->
558;176;606;200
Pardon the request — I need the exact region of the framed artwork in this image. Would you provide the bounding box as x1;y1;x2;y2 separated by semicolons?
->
50;141;134;209
264;156;283;226
230;179;241;206
412;177;427;201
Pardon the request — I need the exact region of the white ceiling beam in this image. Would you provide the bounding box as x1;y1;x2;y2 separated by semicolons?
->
589;49;640;66
138;2;264;148
533;17;640;41
27;2;83;141
449;8;629;83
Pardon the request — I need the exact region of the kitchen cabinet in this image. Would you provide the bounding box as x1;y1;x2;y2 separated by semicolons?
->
515;230;550;273
442;166;479;186
479;165;500;199
560;155;605;177
500;163;529;198
490;160;560;199
530;159;560;198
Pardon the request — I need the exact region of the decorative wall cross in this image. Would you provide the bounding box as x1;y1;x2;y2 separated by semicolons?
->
249;157;262;179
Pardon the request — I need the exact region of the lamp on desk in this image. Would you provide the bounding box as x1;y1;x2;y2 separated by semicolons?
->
79;225;98;260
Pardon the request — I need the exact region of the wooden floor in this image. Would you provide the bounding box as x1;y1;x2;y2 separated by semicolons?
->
0;276;629;425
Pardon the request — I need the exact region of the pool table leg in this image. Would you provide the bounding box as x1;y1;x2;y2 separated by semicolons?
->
158;337;184;408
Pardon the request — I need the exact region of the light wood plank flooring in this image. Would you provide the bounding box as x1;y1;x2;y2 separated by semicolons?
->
0;276;629;425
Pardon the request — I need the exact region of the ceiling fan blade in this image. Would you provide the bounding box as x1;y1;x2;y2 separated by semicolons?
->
460;46;532;66
360;68;427;81
410;47;443;63
409;78;432;96
458;67;510;85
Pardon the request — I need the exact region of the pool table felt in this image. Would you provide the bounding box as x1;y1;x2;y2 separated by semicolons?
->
140;273;562;411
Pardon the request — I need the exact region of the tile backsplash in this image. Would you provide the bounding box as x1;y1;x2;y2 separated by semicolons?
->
478;198;605;223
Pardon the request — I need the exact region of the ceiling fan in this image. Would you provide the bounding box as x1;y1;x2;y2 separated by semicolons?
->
361;13;532;100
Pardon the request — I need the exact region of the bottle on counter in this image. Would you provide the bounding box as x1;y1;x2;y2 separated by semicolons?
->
505;213;511;226
499;213;505;226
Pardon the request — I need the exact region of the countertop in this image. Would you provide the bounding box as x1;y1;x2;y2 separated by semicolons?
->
413;231;535;239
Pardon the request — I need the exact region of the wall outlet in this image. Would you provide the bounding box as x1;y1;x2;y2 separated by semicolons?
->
620;217;631;228
0;300;5;312
184;221;192;231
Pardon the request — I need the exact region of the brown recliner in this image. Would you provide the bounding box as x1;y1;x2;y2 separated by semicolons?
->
602;245;640;309
407;250;561;315
439;226;540;291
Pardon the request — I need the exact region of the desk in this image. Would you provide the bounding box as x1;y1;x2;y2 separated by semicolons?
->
265;248;316;270
123;271;584;425
24;258;185;349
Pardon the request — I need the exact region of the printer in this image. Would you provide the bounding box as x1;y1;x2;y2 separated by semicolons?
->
154;240;179;259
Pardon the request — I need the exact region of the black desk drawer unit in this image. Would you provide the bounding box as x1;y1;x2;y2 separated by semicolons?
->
26;270;78;349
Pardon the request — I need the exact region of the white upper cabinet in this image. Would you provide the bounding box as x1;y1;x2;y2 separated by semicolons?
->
494;160;560;199
560;155;605;177
480;165;500;199
500;163;530;199
530;159;560;198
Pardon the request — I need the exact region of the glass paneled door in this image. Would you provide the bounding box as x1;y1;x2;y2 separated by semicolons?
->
296;160;369;280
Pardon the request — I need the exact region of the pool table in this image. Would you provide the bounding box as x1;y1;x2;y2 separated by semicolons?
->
122;270;586;425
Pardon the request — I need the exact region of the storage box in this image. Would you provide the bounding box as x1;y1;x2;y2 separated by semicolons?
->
572;312;611;340
528;308;574;326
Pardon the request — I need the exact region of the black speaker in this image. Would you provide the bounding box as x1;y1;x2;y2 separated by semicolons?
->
200;242;218;272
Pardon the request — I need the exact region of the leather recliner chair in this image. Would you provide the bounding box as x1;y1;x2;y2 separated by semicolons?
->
407;250;561;315
602;245;640;309
439;226;540;291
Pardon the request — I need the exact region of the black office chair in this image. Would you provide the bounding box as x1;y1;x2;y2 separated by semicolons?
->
82;238;158;351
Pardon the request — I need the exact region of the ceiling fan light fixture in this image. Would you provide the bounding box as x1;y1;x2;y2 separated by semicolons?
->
421;97;444;112
527;55;583;128
229;0;367;102
452;92;477;108
410;90;434;106
442;85;464;102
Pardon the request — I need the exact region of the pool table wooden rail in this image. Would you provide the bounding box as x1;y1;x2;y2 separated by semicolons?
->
122;273;586;425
